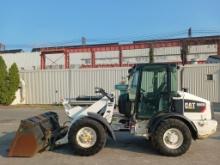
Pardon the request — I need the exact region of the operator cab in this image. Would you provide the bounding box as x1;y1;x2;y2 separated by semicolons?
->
118;63;178;119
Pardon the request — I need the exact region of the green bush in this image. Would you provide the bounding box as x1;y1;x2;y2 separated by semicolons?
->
0;56;8;104
5;63;20;104
0;56;20;105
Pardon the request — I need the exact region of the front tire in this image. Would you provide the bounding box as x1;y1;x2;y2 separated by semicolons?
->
151;119;192;156
68;118;107;156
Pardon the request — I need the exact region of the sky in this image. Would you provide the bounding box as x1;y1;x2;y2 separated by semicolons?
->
0;0;220;49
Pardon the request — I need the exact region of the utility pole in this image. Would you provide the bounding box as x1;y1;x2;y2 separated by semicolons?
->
180;28;191;65
81;37;87;45
180;41;188;66
188;27;192;38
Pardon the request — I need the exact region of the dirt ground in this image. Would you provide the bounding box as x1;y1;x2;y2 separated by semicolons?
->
0;106;219;165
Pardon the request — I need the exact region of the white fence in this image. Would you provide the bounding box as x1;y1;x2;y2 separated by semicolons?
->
181;64;220;103
20;64;220;104
20;67;129;104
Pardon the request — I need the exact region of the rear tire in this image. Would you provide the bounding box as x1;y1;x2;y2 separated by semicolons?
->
68;118;107;156
151;119;192;156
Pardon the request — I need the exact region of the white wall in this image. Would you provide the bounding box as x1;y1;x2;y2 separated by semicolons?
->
0;52;40;70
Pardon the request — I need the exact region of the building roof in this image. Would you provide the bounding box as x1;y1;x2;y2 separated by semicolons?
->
134;35;220;43
0;49;23;54
32;43;119;52
31;35;220;52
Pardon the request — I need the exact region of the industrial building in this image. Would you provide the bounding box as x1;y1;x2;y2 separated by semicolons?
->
0;35;220;70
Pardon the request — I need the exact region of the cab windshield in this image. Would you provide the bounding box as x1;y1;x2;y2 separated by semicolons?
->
128;70;139;101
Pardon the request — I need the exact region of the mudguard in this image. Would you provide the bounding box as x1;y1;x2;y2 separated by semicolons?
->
148;112;198;139
87;112;116;141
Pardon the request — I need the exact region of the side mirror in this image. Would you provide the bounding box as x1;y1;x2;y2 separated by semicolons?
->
95;87;105;94
95;87;100;93
182;88;188;92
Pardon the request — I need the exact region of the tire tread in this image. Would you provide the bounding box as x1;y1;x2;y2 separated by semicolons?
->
151;118;192;156
68;118;106;156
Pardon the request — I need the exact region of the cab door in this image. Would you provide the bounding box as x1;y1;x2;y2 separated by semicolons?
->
136;67;169;119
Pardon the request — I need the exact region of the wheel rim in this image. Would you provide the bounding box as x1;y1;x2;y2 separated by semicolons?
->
163;128;183;149
76;127;97;148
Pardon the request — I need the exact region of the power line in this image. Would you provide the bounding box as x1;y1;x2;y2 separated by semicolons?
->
3;28;220;49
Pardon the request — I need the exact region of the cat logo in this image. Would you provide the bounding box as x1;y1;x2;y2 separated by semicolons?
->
185;102;196;110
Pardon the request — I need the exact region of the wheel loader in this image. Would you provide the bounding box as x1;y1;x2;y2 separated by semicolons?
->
8;63;217;157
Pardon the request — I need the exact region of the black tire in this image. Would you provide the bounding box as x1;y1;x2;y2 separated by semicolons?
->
151;119;192;156
118;94;132;117
68;118;107;156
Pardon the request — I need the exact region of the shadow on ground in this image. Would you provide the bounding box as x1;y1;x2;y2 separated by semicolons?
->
0;132;15;157
0;131;158;157
52;132;158;156
210;135;220;140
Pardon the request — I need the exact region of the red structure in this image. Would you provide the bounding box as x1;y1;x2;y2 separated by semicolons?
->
39;36;220;69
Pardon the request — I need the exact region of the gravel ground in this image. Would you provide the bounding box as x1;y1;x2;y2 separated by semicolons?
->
0;106;219;165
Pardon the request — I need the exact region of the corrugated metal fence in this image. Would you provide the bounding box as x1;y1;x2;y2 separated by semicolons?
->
181;64;220;103
20;67;129;104
20;64;220;104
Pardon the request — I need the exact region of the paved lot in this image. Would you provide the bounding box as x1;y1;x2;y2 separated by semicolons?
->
0;106;219;165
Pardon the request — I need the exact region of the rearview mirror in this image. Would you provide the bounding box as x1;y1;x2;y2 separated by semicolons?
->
182;88;188;92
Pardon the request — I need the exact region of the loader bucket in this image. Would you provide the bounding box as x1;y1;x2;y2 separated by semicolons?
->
8;112;61;157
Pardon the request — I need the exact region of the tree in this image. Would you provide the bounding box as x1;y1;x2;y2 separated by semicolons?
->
149;47;154;63
0;56;8;104
0;57;20;105
5;63;20;105
181;42;188;65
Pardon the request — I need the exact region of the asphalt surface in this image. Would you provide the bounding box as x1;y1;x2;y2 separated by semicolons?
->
0;106;219;165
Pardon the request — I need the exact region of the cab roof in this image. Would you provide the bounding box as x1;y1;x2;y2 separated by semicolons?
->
133;63;177;69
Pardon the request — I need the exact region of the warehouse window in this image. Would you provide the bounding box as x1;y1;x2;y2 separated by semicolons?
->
207;74;213;80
